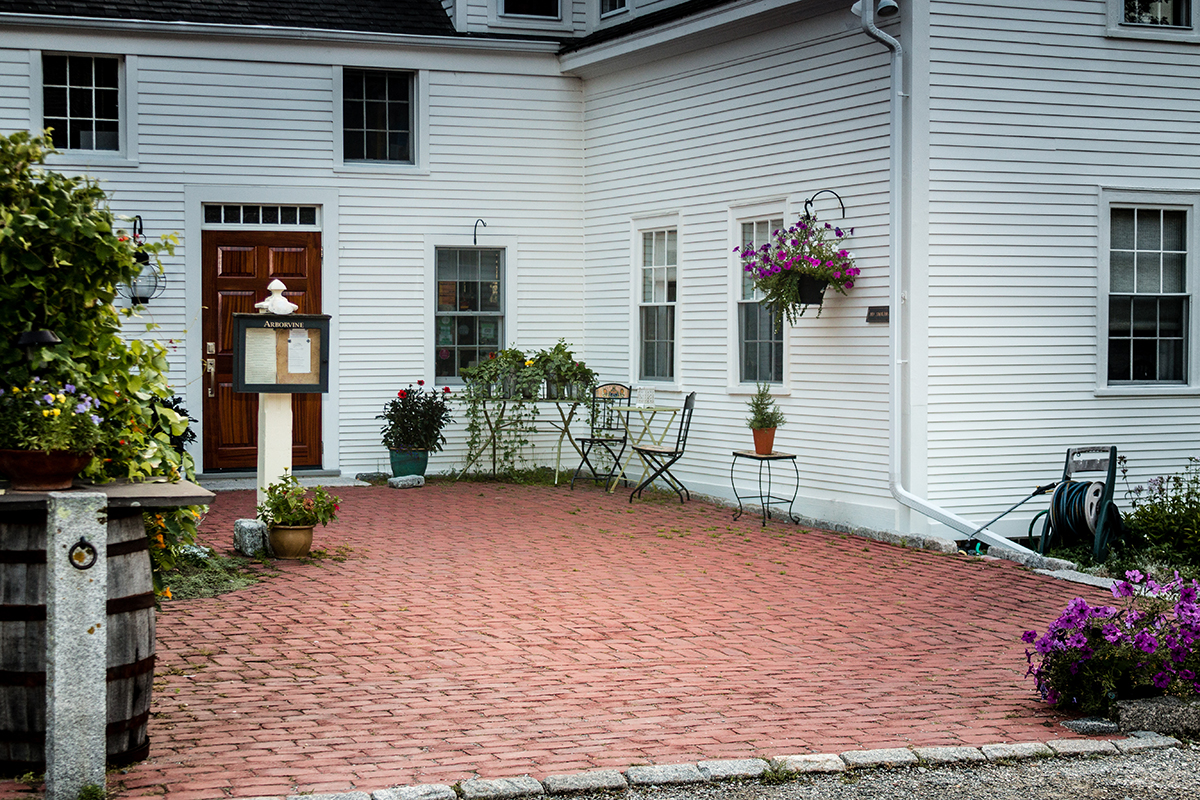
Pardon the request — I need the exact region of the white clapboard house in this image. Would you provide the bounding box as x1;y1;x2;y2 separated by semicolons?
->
2;0;1199;546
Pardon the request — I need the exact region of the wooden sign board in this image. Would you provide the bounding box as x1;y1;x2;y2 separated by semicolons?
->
232;313;331;393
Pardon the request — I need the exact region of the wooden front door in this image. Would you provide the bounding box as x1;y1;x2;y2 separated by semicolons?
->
201;230;322;471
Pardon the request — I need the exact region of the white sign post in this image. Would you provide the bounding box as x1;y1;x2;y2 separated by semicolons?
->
253;279;299;504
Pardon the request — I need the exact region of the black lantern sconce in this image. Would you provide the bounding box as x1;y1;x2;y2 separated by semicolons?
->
118;215;165;305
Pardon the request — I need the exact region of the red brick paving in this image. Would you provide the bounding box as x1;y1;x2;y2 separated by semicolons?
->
3;482;1116;800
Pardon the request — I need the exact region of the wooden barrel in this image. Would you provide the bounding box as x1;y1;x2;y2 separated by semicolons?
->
0;508;156;772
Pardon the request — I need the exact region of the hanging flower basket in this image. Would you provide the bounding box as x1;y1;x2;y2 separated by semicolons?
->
734;212;859;326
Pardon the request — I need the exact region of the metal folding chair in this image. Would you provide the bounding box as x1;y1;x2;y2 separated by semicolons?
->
570;383;631;489
630;391;696;503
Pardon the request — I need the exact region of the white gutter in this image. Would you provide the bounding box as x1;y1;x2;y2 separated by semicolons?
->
855;3;1036;557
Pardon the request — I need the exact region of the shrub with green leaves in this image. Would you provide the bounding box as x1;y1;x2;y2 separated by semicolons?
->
0;130;199;593
1124;457;1200;564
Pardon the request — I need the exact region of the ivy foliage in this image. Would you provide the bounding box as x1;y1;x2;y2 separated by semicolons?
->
0;130;198;593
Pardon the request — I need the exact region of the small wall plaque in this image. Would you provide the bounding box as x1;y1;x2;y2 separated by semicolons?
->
867;306;889;323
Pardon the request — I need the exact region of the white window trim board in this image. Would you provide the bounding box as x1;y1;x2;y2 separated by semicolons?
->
630;212;682;390
333;65;430;175
1096;186;1200;395
726;198;793;394
31;49;139;168
424;234;521;384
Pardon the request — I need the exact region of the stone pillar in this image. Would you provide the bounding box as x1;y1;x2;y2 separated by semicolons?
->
257;392;293;505
45;492;108;800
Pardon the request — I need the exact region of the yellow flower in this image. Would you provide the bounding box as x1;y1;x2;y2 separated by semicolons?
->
161;586;172;599
42;409;51;417
525;360;534;367
51;408;61;416
11;386;19;393
57;393;66;403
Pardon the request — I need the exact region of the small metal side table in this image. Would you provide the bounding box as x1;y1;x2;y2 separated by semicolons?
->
730;450;799;526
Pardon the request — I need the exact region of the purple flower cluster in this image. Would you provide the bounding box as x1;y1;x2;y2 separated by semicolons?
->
1023;570;1200;715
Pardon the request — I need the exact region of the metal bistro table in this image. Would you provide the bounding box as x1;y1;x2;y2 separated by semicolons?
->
607;405;679;492
730;450;799;526
455;396;586;483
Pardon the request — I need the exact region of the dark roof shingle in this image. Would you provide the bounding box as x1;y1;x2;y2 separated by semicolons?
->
0;0;458;36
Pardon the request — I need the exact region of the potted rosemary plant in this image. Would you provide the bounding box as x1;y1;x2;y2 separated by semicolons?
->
746;383;786;455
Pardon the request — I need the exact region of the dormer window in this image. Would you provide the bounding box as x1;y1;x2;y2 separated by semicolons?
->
601;0;627;15
503;0;559;18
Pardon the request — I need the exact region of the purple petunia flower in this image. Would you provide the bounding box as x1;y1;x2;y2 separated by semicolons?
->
1134;629;1158;654
64;383;75;393
1022;630;1038;644
75;402;90;414
1112;581;1135;599
1153;671;1173;689
90;414;102;425
1127;569;1145;584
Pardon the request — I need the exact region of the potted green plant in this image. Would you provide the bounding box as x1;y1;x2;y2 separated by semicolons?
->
256;472;340;558
534;340;598;400
0;373;104;489
746;383;785;455
734;213;860;325
377;380;454;477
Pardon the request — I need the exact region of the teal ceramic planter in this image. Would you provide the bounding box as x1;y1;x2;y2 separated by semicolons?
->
389;449;429;477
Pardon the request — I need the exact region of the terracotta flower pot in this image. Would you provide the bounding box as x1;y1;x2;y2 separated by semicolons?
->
268;525;314;559
752;428;776;456
0;449;92;491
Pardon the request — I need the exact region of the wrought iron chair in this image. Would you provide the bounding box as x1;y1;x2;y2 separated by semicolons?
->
570;383;632;489
630;391;696;503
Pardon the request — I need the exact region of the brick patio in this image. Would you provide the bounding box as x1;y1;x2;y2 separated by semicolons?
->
2;481;1114;800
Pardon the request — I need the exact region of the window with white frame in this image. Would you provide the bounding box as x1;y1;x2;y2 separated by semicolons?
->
1108;0;1198;39
1108;206;1189;383
503;0;559;17
601;0;627;16
739;217;784;384
1122;0;1190;26
640;229;676;381
343;69;414;163
435;248;505;381
42;54;119;151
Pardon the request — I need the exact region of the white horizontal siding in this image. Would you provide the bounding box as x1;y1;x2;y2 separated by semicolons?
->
0;29;585;477
579;9;896;528
924;0;1200;534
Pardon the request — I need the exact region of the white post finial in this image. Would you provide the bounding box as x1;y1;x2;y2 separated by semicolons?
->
255;279;299;315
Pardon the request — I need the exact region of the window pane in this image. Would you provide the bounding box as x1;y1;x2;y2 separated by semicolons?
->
262;206;279;224
666;230;677;265
479;317;501;347
280;207;298;225
1132;339;1157;380
1109;296;1131;334
223;205;241;223
480;279;501;312
504;0;559;16
437;281;457;311
299;207;317;225
69;87;92;117
458;281;478;311
1136;209;1161;251
343;130;363;161
1132;297;1158;334
1160;339;1185;380
1163;251;1185;293
1163;209;1186;251
44;86;67;117
1160;296;1185;335
204;205;222;224
459;250;479;280
43;54;67;85
1109;339;1131;382
94;57;118;88
458;317;477;345
1112;252;1136;292
1111;208;1135;249
242;206;260;224
1136;251;1161;292
1124;0;1190;26
601;0;626;13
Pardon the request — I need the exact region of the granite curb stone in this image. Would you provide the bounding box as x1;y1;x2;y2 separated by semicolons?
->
839;748;918;769
911;746;986;764
1061;717;1121;735
459;777;544;800
1047;739;1120;757
373;786;457;800
288;793;370;800
773;754;846;773
696;759;769;780
624;764;708;786
542;771;628;794
1115;731;1182;752
980;742;1054;761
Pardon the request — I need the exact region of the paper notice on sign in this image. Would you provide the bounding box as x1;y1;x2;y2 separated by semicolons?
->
244;328;278;384
288;329;311;374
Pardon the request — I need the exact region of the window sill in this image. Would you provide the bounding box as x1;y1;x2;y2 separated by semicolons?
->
727;384;790;397
335;162;430;177
1095;384;1200;398
46;152;138;169
1106;23;1200;43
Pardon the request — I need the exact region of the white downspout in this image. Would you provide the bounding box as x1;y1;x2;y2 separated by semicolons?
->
856;3;1036;557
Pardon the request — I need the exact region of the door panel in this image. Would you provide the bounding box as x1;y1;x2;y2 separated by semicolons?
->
202;230;322;471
